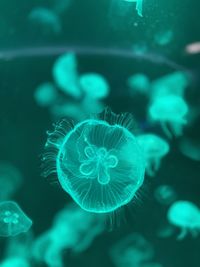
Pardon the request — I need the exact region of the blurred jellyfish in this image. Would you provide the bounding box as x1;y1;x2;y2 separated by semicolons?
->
110;233;154;267
0;201;32;237
154;30;173;46
154;185;177;205
167;201;200;240
151;71;189;99
179;138;200;161
0;257;30;267
137;134;169;176
34;82;58;107
123;0;143;17
79;73;110;99
149;95;189;138
0;162;23;201
52;53;81;98
127;73;150;96
28;7;62;34
42;108;145;213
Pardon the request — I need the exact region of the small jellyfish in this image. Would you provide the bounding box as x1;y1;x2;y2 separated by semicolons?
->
52;53;81;99
0;201;32;237
34;82;58;107
137;134;169;176
154;30;173;46
123;0;143;17
149;95;189;138
154;185;177;205
110;233;154;267
0;162;23;201
43;108;145;213
127;73;150;96
28;7;62;34
151;71;189;99
179;137;200;161
79;73;110;99
167;201;200;240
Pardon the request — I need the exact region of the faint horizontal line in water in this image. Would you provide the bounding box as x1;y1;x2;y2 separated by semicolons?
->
0;44;188;72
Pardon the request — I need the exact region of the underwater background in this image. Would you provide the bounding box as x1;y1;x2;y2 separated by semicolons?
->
0;0;200;266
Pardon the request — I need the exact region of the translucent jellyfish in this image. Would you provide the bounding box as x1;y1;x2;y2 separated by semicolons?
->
0;162;23;201
149;95;189;137
0;257;30;267
79;73;110;99
151;71;189;99
43;108;145;213
137;134;169;176
28;7;61;34
179;137;200;161
154;30;173;46
123;0;143;17
52;53;81;98
127;73;150;96
154;185;177;205
0;201;32;237
34;82;58;107
110;233;154;267
167;201;200;240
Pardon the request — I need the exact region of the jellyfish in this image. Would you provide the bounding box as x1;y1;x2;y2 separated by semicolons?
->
42;108;145;213
28;7;62;34
154;185;177;205
151;71;189;100
52;53;81;99
154;30;173;46
127;73;150;96
167;201;200;240
0;201;32;237
110;233;154;267
79;73;110;99
123;0;143;17
179;137;200;161
0;257;30;267
0;162;23;201
149;95;189;138
137;134;169;176
34;82;58;107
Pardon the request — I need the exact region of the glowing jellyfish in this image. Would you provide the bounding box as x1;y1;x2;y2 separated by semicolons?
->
123;0;143;17
0;201;32;237
79;73;110;99
137;134;169;176
149;95;189;138
0;257;30;267
28;7;61;34
151;71;189;99
43;108;145;213
179;138;200;161
154;185;177;205
110;233;154;267
127;73;150;96
167;201;200;240
34;82;58;107
52;53;81;98
154;30;173;46
0;162;23;201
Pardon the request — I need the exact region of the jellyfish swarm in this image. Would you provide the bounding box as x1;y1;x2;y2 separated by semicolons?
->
42;109;145;213
0;201;32;237
149;95;189;138
167;201;200;240
123;0;143;17
137;134;169;176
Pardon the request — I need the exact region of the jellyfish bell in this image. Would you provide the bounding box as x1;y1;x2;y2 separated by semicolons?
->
167;200;200;240
136;134;169;176
123;0;143;17
42;108;145;214
149;95;189;138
